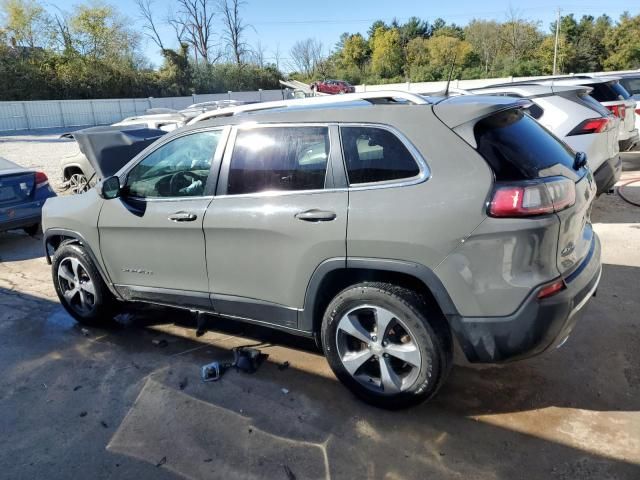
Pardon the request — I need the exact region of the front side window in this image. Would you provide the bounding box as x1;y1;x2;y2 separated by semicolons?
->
126;130;221;198
227;126;329;195
340;126;420;184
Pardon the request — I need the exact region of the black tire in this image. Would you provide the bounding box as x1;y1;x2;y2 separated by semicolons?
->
51;243;119;326
23;223;40;236
321;282;452;409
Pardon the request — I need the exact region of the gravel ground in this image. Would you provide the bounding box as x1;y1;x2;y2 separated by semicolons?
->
1;131;639;479
0;128;79;193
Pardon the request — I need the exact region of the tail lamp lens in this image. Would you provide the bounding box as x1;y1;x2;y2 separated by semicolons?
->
567;117;611;135
488;178;576;218
606;104;626;118
34;171;49;188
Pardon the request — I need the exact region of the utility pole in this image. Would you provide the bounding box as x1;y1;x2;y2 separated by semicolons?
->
553;7;561;75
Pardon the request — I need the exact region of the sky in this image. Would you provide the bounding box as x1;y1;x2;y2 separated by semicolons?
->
45;0;637;69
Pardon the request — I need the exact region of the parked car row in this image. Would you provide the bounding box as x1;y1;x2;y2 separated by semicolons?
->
43;89;603;408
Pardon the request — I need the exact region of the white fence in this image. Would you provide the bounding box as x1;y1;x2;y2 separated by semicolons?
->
0;89;288;132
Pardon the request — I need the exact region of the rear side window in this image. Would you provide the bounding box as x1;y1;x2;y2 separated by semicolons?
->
585;82;628;102
227;126;329;195
620;77;640;96
340;126;420;184
474;109;576;180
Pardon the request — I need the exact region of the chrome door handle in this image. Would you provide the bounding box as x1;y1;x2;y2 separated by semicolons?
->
169;211;197;222
295;209;337;222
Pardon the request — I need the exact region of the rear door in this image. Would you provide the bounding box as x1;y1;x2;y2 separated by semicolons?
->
203;124;347;329
98;128;226;308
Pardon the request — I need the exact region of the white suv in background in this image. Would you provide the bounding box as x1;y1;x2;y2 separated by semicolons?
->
469;83;621;194
527;76;638;152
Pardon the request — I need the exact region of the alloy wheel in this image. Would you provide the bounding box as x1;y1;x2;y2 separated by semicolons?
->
69;173;89;194
57;257;96;315
335;305;422;395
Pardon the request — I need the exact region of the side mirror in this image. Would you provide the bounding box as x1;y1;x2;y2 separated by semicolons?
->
573;151;588;170
98;176;121;199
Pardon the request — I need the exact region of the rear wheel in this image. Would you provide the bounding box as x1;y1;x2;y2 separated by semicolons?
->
52;243;118;325
321;282;451;409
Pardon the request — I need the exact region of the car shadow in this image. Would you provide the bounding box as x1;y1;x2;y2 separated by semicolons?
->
0;230;44;261
1;287;639;479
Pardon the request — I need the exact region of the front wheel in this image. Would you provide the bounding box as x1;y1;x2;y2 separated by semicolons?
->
321;282;452;409
52;243;118;325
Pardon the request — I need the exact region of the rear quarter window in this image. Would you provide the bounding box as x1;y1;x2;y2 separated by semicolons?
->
474;109;576;180
620;77;640;96
585;82;628;102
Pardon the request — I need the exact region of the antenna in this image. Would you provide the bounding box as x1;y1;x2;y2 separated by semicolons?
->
444;50;458;97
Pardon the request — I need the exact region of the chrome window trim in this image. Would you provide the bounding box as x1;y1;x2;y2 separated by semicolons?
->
338;123;431;191
121;126;230;201
218;122;333;197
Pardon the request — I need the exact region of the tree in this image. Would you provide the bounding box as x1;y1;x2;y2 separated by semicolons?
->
370;26;403;78
70;3;138;62
341;33;368;71
290;38;323;76
499;9;542;71
218;0;250;64
465;20;502;75
603;13;640;70
134;0;166;50
170;0;218;63
1;0;52;48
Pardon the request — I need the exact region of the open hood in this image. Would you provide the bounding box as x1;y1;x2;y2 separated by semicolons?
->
66;125;167;178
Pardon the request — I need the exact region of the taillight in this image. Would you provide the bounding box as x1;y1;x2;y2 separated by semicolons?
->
567;117;611;135
606;104;626;119
537;278;566;299
34;171;49;188
635;107;640;115
488;177;576;218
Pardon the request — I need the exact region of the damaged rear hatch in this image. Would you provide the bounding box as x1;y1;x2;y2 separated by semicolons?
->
68;125;167;179
434;95;597;278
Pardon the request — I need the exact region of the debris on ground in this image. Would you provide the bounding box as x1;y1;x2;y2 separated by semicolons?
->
281;388;289;395
179;378;188;390
152;339;168;348
100;421;109;428
73;385;82;391
201;361;230;382
283;464;296;480
233;347;267;374
200;346;268;382
81;328;90;337
79;411;87;417
203;458;213;463
156;456;167;467
277;361;290;371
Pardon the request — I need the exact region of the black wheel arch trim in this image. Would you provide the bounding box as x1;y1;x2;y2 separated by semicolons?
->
43;228;121;299
300;257;460;332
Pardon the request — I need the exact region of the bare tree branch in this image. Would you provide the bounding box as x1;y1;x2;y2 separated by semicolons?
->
218;0;250;64
290;38;324;75
134;0;165;50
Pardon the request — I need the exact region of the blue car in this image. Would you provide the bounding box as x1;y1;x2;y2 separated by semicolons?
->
0;157;56;235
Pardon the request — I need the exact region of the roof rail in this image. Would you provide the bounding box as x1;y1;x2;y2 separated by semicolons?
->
188;90;429;125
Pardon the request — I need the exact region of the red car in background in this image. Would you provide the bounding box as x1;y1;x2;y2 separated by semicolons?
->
310;79;356;95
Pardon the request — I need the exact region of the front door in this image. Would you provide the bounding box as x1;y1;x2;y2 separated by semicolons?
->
98;128;226;308
203;124;347;329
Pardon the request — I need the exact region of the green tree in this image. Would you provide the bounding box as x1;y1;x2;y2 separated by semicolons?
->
603;13;640;69
465;19;501;75
370;26;403;78
1;0;52;48
341;33;369;71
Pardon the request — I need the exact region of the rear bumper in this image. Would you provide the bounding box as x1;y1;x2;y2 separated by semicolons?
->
450;234;602;363
620;129;639;151
593;155;622;194
0;213;41;232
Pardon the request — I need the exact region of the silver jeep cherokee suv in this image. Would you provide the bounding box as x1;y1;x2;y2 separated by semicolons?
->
42;92;602;408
